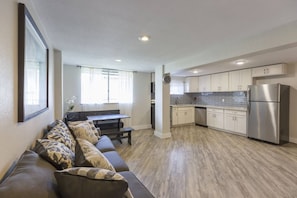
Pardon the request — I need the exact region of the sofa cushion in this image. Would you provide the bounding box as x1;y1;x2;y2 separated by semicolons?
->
34;139;74;170
95;135;116;152
120;171;155;198
103;151;129;172
68;120;101;137
68;121;99;144
45;120;76;153
0;150;59;198
76;138;115;171
54;167;128;198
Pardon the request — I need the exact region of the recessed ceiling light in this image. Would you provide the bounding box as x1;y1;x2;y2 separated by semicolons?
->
235;60;247;65
115;59;122;62
193;70;199;74
138;35;150;42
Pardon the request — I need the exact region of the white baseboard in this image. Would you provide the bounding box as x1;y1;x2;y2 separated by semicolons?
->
289;137;297;144
131;124;152;130
154;130;171;139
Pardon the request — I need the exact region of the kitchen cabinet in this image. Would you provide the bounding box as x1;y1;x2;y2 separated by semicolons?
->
207;108;224;129
172;106;194;126
184;77;199;93
211;72;229;92
224;110;246;135
170;77;184;95
172;107;178;126
252;64;287;77
229;69;252;91
198;75;211;92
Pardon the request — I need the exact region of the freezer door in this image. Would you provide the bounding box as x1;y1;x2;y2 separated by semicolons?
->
249;84;280;102
247;101;280;144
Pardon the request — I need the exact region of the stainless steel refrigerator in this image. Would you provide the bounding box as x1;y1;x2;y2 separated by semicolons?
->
247;84;290;144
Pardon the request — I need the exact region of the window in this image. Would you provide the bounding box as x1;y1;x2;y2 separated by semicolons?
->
81;67;133;104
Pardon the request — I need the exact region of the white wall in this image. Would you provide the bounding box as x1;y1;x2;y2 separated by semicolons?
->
0;0;54;178
63;65;151;129
255;63;297;143
132;72;151;129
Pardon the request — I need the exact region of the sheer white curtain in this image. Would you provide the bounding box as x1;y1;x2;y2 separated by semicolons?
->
117;71;133;126
118;71;133;103
81;67;106;104
80;67;134;126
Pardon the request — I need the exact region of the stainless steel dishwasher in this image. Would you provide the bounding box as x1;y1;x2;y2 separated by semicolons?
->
195;107;207;126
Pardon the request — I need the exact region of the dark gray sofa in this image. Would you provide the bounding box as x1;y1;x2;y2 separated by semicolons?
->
0;128;154;197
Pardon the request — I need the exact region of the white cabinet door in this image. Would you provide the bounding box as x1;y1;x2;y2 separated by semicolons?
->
198;75;211;92
186;107;195;123
229;69;251;91
224;113;235;131
224;110;246;135
177;109;187;124
211;72;229;92
207;108;224;129
235;114;246;134
252;64;287;77
207;109;215;127
184;77;199;93
178;107;194;124
172;107;194;125
215;111;224;129
172;107;178;126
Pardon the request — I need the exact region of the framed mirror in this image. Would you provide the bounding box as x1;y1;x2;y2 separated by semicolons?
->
18;3;48;122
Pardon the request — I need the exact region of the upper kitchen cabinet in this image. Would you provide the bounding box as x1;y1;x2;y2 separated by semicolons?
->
211;72;229;92
198;75;211;92
184;77;199;93
170;77;184;95
252;64;287;77
229;69;252;91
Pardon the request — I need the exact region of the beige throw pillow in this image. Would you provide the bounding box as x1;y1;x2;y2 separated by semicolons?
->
68;121;99;144
54;167;130;198
68;120;100;138
75;138;115;171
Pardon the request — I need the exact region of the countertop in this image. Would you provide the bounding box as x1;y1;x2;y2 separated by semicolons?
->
170;104;247;111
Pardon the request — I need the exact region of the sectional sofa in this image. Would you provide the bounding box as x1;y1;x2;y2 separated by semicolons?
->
0;120;154;198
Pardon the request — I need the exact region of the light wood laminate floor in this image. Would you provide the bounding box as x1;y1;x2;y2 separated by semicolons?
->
115;125;297;198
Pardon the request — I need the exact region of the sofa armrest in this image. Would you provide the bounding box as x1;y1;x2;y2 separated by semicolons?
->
0;150;59;198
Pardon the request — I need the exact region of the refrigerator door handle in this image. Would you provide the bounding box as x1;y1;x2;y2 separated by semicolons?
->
247;87;250;113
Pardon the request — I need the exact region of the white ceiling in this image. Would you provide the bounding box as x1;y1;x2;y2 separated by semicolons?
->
31;0;297;74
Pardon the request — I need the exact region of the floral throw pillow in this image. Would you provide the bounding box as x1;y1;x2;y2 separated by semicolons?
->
54;167;132;198
68;121;99;144
34;139;74;170
68;120;100;138
75;138;115;171
45;120;76;153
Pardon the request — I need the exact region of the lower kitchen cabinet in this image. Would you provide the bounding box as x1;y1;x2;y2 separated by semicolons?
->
207;108;224;129
224;110;246;135
172;106;194;126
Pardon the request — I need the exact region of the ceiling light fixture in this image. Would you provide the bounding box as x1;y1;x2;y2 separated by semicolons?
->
193;70;199;74
115;59;122;62
138;35;150;42
235;60;247;65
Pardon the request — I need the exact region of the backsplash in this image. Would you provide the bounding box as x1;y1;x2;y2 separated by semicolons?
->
170;92;247;107
170;94;192;105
